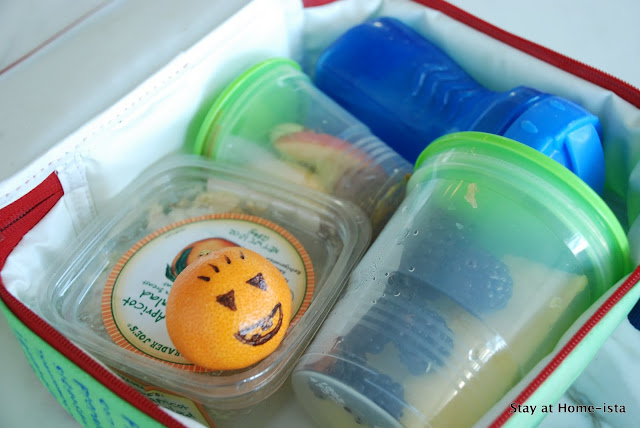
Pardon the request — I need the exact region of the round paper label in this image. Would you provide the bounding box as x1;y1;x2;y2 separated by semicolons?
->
102;213;314;371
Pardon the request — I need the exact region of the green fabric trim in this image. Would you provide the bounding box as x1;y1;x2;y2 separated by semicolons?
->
0;300;166;428
503;278;640;428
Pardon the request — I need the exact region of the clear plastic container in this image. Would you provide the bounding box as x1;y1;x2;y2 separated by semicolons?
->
193;58;413;235
38;154;371;422
291;132;630;428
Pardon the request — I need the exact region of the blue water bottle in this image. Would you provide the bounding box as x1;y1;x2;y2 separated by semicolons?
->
314;17;605;194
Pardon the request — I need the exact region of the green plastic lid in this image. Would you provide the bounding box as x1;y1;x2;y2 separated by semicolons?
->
410;131;630;291
193;58;303;158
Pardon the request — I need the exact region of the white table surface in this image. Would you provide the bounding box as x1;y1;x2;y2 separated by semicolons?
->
1;1;639;427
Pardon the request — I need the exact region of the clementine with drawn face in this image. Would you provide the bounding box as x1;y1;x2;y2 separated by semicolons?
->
165;246;292;371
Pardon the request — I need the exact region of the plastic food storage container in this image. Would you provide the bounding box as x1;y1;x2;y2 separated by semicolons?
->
193;57;413;235
291;132;630;428
37;154;371;421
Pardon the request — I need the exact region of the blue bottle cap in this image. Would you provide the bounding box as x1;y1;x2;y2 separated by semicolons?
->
501;96;605;194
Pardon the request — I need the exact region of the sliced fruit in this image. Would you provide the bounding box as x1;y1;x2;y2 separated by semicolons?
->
485;254;588;369
402;296;520;428
214;135;327;192
272;128;370;191
402;340;520;428
401;256;588;427
251;155;327;192
269;122;306;143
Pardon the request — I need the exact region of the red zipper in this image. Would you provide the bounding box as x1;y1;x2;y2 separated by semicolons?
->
301;0;335;6
0;173;64;271
303;0;640;108
0;172;186;428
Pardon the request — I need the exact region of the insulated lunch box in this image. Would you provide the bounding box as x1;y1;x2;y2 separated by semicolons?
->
2;1;640;427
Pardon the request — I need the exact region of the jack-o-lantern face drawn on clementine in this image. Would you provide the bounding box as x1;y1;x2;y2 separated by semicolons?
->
165;247;293;371
233;300;283;346
207;270;285;347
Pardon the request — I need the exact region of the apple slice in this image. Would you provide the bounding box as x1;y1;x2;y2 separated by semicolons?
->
272;126;370;192
269;122;306;143
252;155;326;192
218;134;326;192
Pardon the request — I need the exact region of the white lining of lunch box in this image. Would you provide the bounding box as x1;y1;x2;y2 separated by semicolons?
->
2;0;304;308
0;0;302;208
2;0;640;426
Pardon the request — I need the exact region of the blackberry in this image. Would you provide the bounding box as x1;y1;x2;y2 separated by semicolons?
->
401;208;513;312
393;307;453;375
330;359;406;422
441;241;513;311
340;273;455;375
369;290;453;375
338;323;390;360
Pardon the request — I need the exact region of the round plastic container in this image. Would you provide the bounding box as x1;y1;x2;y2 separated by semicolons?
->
193;58;413;234
291;132;630;428
38;154;371;422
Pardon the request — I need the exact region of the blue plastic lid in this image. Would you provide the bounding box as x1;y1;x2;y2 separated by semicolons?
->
500;96;605;194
